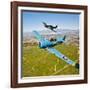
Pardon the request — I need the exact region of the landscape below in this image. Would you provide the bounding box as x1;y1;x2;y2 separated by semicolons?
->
22;29;79;77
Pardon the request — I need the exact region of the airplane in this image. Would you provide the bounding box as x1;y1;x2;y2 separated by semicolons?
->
33;30;79;69
43;22;58;32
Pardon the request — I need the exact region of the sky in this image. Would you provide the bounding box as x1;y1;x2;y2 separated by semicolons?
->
22;11;80;33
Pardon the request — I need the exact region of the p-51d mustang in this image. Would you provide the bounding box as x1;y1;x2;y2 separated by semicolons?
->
33;30;79;69
43;22;58;32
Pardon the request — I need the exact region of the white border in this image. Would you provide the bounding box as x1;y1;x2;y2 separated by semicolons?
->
18;6;84;83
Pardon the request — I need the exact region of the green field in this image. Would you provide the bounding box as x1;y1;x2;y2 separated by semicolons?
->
22;43;79;77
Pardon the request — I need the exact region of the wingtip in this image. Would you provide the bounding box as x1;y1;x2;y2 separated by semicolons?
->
75;63;79;69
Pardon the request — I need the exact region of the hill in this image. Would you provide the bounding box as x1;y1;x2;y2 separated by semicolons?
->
23;29;79;46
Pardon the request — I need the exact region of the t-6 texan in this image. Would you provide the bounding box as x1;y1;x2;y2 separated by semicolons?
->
43;22;58;32
33;30;79;69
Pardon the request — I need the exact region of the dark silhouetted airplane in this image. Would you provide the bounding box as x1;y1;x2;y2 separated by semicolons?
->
43;22;58;32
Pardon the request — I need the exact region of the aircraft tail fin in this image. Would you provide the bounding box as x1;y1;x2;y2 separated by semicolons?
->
63;35;66;41
55;25;58;28
43;22;47;26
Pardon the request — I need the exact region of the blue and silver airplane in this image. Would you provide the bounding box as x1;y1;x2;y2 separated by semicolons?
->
33;30;79;69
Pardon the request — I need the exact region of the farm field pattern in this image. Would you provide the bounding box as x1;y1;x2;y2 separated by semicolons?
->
22;43;79;77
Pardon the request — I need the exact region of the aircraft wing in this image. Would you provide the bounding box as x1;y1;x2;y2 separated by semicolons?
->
46;47;75;66
33;31;44;41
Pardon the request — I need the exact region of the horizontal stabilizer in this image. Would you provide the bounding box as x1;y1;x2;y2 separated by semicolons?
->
56;35;66;43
